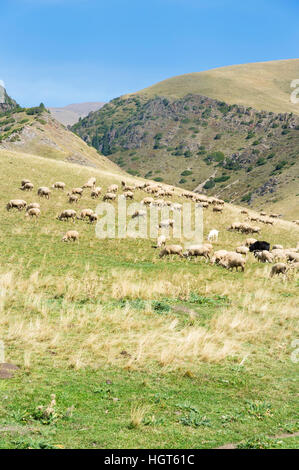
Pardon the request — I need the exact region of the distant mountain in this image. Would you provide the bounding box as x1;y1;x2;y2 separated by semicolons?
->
49;102;105;126
72;59;299;219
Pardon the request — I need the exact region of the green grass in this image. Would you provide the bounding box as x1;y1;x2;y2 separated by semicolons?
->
0;149;298;449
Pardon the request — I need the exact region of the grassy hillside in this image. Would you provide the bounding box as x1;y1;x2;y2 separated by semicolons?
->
0;149;298;449
72;94;299;219
134;59;299;115
0;104;120;173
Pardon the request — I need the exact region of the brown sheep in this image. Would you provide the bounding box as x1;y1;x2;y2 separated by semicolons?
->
37;187;51;199
103;192;117;201
52;182;65;190
68;194;79;204
219;252;246;272
91;187;102;198
78;209;94;219
21;182;34;191
159;245;183;258
57;209;77;222
286;252;299;263
25;208;40;219
68;187;83;197
183;245;211;261
107;184;118;193
210;250;228;265
62;230;79;242
254;250;274;263
6;199;27;211
27;202;40;211
123;191;134;199
270;263;288;277
236;246;249;255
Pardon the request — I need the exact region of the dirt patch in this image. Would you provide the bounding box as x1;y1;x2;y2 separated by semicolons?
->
0;363;19;379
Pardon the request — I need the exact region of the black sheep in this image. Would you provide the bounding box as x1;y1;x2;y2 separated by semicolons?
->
249;241;270;252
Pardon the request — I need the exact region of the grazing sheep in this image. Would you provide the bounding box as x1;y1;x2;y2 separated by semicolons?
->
107;184;118;193
183;245;211;261
249;241;270;252
68;194;79;204
248;215;259;222
68;187;83;197
21;182;34;191
88;213;98;223
132;210;146;219
210;250;228;265
286;252;299;263
103;192;117;201
91;187;102;198
159;244;183;258
213;206;223;213
292;220;299;225
260;212;267;217
219;252;246;272
83;177;96;189
25;207;40;219
57;209;76;222
272;244;283;250
241;209;248;215
141;197;154;206
156;235;166;247
207;229;219;242
21;179;31;187
245;238;257;247
260;217;274;225
6;199;27;211
241;224;261;234
78;208;94;219
269;213;279;218
236;246;249;255
37;187;51;199
158;219;174;229
26;202;40;211
52;182;65;190
271;249;287;262
62;230;79;242
254;250;274;263
123;191;134;199
270;263;288;277
227;222;242;231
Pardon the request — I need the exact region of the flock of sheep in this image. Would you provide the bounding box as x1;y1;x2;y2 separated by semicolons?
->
6;176;299;278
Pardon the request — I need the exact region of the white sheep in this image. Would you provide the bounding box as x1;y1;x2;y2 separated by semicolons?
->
207;229;219;242
62;230;79;242
25;207;40;219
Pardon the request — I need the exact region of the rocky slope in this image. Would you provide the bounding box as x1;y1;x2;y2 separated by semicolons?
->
72;93;299;218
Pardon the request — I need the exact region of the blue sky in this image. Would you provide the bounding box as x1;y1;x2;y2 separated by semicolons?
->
1;0;298;107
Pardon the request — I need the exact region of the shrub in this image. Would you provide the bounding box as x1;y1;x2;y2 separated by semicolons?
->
203;179;215;190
